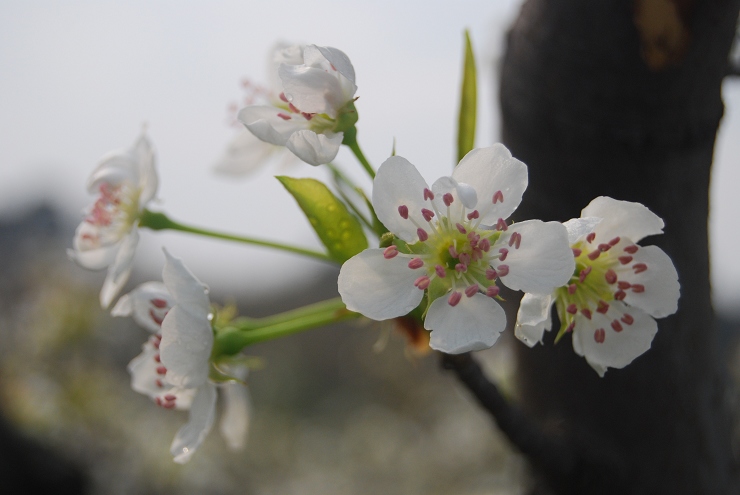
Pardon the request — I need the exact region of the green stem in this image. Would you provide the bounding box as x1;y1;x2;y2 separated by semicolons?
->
139;209;334;263
345;134;376;179
213;297;360;356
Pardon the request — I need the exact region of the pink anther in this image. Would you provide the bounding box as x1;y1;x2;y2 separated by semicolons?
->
598;243;611;252
597;300;609;314
633;263;648;274
456;223;467;234
582;308;592;320
458;252;471;265
509;232;522;249
448;245;459;258
479;238;491;252
566;322;575;333
498;248;508;261
618;255;633;264
398;205;409;219
279;92;288;102
417;228;429;241
618;281;632;289
443;193;454;206
568;283;577;294
492;190;504;204
414;276;430;289
579;266;592;283
486;285;500;297
408;258;424;269
277;112;292;120
614;290;627;301
288;103;300;113
609;236;621;246
621;314;634;325
587;250;600;261
496;218;508;231
611;320;623;332
485;268;497;280
423;188;434;201
566;304;577;314
572;248;582;257
421;208;434;222
594;328;606;343
448;291;462;306
302;112;314;121
383;245;399;259
586;232;596;243
151;298;168;309
624;245;639;254
435;265;446;277
455;263;467;273
150;310;164;326
156;366;167;375
497;264;509;277
631;284;645;293
467;210;480;220
605;269;617;284
465;285;479;297
154;353;161;363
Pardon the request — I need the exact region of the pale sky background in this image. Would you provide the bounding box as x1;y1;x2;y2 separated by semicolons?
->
1;1;738;313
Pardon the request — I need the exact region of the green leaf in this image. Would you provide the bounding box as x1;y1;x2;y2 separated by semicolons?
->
457;29;477;164
277;176;368;262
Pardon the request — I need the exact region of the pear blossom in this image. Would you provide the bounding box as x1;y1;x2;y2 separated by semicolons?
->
113;251;250;463
515;197;680;376
338;144;575;354
68;133;157;308
238;44;357;166
214;43;303;176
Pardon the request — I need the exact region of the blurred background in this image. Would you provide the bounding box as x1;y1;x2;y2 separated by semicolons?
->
0;1;738;493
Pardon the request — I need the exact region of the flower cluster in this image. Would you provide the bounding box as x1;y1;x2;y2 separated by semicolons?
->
515;197;680;376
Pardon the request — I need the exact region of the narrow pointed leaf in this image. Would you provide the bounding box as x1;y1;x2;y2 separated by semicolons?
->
277;176;368;262
457;30;477;163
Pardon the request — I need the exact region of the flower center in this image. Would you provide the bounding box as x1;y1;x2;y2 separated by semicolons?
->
81;182;141;249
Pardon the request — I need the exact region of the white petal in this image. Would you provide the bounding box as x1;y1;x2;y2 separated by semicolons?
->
617;245;680;318
425;293;506;354
238;105;309;146
160;305;212;389
162;249;210;317
451;144;528;225
131;134;158;206
515;293;553;347
213;130;281;177
338;249;424;320
583;196;664;243
572;304;658;376
219;381;251;451
171;383;217;464
431;176;465;220
286;130;342;166
86;153;138;193
372;156;430;242
313;45;356;84
127;338;196;410
495;220;575;294
100;229;139;308
563;217;601;244
112;281;171;332
68;221;120;270
279;65;350;118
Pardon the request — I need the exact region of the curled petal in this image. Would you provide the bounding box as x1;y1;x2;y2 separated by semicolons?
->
583;196;664;243
238;105;309;146
572;304;658;377
338;249;424;320
515;293;553;347
495;220;574;294
162;249;210;317
132;134;158;206
86;153;138;193
425;293;507;354
312;45;356;84
563;217;601;244
279;62;356;117
111;281;171;332
286;130;343;166
68;222;120;270
171;383;217;464
373;156;430;242
616;245;680;318
100;229;139;309
452;144;528;224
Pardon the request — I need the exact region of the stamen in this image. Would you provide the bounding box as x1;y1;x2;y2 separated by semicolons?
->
423;188;434;200
624;245;639;254
277;112;292;120
631;284;645;293
479;238;491;252
288;103;300;113
456;223;467;234
572;248;582;257
587;250;601;260
492;190;504;204
421;208;434;221
633;263;648;274
151;298;168;308
617;281;632;290
594;328;606;343
417;228;429;241
605;269;617;284
383;246;399;259
598;243;611;252
619;255;633;264
302;112;313;120
597;300;609;314
496;218;508;231
279;92;288;102
586;233;596;243
486;286;500;297
435;265;446;278
455;263;467;273
611;320;623;332
609;236;621;246
448;291;462;307
566;322;575;333
582;308;592;319
414;276;430;290
509;232;522;249
497;264;509;277
398;205;409;219
467;210;480;220
465;285;479;297
150;310;164;326
568;283;577;294
621;314;634;325
458;252;471;265
579;266;592;283
154;354;161;363
443;193;454;206
156;366;167;375
498;248;508;261
566;304;577;314
485;268;497;280
449;245;459;258
408;258;424;269
614;290;627;301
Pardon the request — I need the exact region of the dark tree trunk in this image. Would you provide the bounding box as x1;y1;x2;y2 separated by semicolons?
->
498;1;740;493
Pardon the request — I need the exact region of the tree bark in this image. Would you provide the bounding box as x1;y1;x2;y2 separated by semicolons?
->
499;1;740;493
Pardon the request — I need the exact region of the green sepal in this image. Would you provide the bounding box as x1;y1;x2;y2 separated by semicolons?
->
277;176;368;263
335;99;359;135
456;29;477;163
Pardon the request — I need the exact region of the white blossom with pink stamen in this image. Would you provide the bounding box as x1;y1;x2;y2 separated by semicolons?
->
515;196;680;376
238;44;357;166
338;144;575;354
113;251;250;463
68;133;158;308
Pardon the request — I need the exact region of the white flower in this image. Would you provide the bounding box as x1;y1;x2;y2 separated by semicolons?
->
68;133;158;308
214;43;303;177
113;251;250;463
338;144;575;354
515;197;680;376
238;44;357;166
